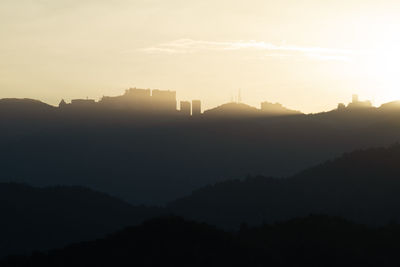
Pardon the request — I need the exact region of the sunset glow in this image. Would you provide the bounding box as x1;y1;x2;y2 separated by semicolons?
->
1;0;400;112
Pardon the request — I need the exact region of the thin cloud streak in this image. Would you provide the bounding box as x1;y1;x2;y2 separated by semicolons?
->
139;39;353;61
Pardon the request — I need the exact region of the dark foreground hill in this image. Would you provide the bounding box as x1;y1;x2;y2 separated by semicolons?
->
0;183;161;257
3;215;400;267
169;144;400;228
4;144;400;257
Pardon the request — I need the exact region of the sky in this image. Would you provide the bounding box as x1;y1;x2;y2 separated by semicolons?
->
1;0;400;113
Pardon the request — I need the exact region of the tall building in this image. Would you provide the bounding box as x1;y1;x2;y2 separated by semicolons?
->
352;94;359;103
192;100;201;116
152;90;177;111
125;88;151;107
180;101;191;116
100;88;152;110
348;94;372;109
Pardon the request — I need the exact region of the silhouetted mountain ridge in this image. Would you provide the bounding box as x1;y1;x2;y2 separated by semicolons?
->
203;101;301;117
0;183;161;257
379;100;400;110
3;144;400;258
0;98;55;113
203;102;260;117
169;144;400;228
2;94;400;205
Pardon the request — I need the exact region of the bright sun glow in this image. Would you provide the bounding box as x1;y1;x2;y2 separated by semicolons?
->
356;38;400;104
2;1;400;112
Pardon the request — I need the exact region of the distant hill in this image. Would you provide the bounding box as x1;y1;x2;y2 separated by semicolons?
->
4;215;400;267
260;101;301;115
379;101;400;110
0;183;162;257
0;98;55;114
203;102;301;117
169;144;400;228
2;97;400;205
0;99;57;144
203;102;261;117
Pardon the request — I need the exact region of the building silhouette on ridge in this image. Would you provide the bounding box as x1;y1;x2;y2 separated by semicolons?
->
60;88;202;116
192;100;201;116
180;101;191;116
337;94;373;110
151;89;177;112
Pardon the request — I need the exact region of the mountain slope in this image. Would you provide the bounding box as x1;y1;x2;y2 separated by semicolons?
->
0;183;162;257
3;215;400;267
169;144;400;228
203;102;261;117
2;98;400;205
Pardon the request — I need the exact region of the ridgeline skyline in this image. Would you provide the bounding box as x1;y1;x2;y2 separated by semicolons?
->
2;0;400;113
3;87;398;115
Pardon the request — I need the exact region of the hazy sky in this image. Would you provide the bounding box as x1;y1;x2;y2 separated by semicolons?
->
1;0;400;112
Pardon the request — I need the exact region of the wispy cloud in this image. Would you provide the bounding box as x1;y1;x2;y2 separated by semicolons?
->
139;39;353;61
